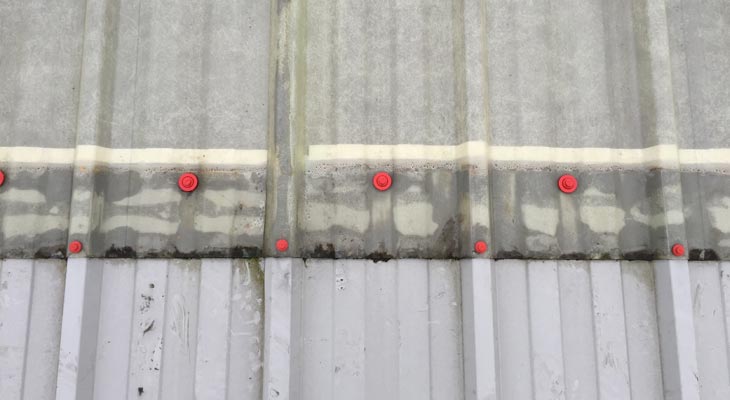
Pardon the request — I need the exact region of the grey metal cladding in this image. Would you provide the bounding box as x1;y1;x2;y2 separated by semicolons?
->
6;258;730;399
1;0;730;259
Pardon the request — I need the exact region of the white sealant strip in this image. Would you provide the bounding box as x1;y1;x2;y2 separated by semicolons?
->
308;142;730;169
0;146;268;166
1;143;729;168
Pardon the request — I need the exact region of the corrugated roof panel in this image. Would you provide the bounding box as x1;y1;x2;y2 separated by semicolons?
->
0;0;85;148
2;258;730;398
265;258;466;399
264;0;730;260
0;0;729;259
265;258;671;399
689;262;730;398
0;260;65;400
55;259;264;400
2;0;730;397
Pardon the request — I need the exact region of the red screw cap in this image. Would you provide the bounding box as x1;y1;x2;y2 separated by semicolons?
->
474;241;488;254
178;173;199;192
0;170;5;187
372;172;392;191
672;243;685;257
276;239;289;252
68;241;83;254
558;174;578;193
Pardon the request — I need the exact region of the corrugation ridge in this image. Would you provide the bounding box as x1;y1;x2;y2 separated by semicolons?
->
587;261;603;399
720;262;730;389
15;261;34;400
223;260;236;399
426;260;434;400
618;261;636;398
556;260;571;400
525;260;537;400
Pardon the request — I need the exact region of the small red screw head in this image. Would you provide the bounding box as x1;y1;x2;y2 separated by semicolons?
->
68;241;83;254
558;174;578;193
276;239;289;252
672;243;685;257
474;241;488;254
372;172;393;191
0;170;5;187
178;173;199;192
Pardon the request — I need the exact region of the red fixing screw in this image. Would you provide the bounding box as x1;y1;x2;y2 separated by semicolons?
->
0;170;5;187
474;241;488;254
68;241;83;254
178;173;199;192
372;172;392;191
558;174;578;193
672;243;685;257
276;239;289;252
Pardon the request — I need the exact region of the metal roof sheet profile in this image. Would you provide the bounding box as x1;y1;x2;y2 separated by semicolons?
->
1;0;730;399
3;258;730;399
0;0;729;260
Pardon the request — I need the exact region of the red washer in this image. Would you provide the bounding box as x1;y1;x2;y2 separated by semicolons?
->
68;241;83;254
372;172;393;191
558;174;578;193
178;173;199;192
276;239;289;252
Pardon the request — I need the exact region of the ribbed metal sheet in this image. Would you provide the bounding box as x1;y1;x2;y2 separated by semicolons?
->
287;259;464;399
492;260;663;399
2;258;730;399
264;0;730;260
265;259;666;399
0;260;65;400
55;259;264;400
689;262;730;400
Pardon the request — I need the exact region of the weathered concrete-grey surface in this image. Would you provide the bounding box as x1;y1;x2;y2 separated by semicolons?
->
2;0;730;259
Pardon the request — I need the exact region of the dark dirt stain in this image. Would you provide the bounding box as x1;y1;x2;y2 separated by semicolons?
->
168;245;261;259
143;320;155;335
365;250;393;263
99;245;262;259
140;294;153;312
137;387;144;396
494;250;525;260
689;248;719;261
105;245;137;258
622;249;657;261
33;245;66;259
559;252;589;260
229;246;262;258
309;243;335;258
435;217;460;255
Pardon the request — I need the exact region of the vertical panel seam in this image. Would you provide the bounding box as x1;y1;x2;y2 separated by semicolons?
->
716;262;730;390
557;261;571;400
18;261;35;400
224;260;236;400
156;260;172;399
330;260;336;400
588;261;602;399
123;261;140;399
526;261;536;400
618;261;636;399
427;260;434;400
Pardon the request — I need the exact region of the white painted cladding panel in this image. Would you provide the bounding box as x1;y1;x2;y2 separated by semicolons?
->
54;259;264;400
3;260;730;399
0;260;65;400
